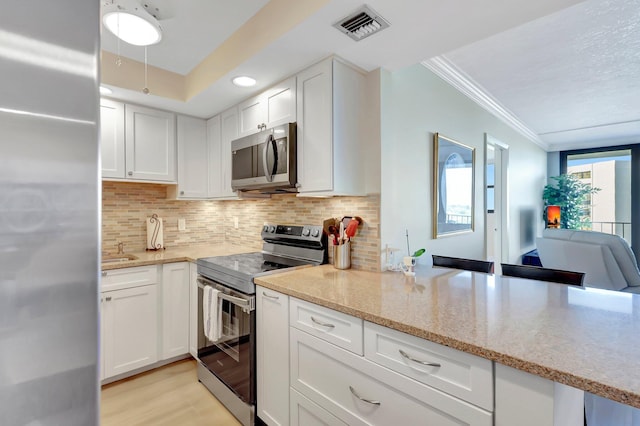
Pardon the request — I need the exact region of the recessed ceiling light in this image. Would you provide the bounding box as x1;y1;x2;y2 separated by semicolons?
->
232;76;257;87
100;86;113;95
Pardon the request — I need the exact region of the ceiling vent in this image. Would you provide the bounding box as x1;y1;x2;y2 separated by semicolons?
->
333;5;390;42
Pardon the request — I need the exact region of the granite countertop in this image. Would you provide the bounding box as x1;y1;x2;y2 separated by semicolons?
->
254;264;640;409
101;244;257;270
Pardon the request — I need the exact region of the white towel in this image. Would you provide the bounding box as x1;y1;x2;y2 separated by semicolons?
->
203;286;222;342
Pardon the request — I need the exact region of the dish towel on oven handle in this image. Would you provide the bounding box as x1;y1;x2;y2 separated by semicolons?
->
203;286;222;342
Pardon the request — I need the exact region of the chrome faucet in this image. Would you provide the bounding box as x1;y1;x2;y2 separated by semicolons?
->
117;242;124;255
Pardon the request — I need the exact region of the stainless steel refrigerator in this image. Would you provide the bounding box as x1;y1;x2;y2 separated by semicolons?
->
0;1;100;424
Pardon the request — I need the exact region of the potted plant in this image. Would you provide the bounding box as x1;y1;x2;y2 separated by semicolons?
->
542;174;600;229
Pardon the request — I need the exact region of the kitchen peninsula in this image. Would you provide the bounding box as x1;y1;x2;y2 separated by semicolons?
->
255;264;640;425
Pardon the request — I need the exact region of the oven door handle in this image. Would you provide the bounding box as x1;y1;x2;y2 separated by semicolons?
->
197;278;255;313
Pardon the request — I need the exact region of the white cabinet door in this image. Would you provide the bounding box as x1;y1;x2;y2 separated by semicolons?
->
238;94;264;137
161;262;190;359
296;59;333;193
219;106;239;198
296;58;365;196
189;263;198;358
264;76;296;129
256;286;290;426
238;77;296;138
206;114;223;197
176;115;208;198
290;388;348;426
125;104;176;182
102;284;158;379
100;98;125;179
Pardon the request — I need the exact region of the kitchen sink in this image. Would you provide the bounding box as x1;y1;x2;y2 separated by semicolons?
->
102;254;138;263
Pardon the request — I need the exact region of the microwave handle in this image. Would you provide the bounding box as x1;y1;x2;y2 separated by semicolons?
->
262;134;277;182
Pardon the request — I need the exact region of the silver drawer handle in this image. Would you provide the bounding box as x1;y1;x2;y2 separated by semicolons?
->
311;316;335;329
263;292;279;300
399;349;441;367
349;386;380;406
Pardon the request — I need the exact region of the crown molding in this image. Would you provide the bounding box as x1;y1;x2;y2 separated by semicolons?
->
421;56;548;150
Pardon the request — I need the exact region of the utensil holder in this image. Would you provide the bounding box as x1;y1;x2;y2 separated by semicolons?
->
333;241;351;270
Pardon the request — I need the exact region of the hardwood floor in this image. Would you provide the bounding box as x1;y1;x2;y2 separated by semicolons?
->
101;359;241;426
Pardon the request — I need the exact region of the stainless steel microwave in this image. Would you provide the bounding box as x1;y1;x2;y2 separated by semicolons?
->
231;122;297;192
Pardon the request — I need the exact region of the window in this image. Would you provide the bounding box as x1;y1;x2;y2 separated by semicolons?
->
561;146;638;261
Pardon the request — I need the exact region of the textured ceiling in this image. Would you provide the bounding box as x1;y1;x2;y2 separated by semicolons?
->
442;0;640;150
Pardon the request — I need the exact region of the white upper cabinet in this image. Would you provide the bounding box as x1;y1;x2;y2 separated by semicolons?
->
176;115;208;198
125;104;176;182
215;106;240;199
296;58;366;196
100;100;177;183
100;98;125;179
238;77;296;137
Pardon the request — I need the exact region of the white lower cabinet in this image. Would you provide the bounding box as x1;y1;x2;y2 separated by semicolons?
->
161;262;189;359
290;327;493;426
290;388;347;426
189;263;198;358
102;283;159;379
256;286;290;426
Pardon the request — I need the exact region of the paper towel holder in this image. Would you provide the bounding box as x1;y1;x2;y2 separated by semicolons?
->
146;213;165;251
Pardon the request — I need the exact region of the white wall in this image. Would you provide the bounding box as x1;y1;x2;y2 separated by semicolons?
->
380;65;547;265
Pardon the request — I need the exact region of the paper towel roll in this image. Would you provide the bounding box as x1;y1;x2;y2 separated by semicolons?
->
146;214;164;250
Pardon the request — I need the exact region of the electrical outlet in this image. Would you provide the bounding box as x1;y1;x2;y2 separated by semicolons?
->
178;218;186;231
233;217;239;229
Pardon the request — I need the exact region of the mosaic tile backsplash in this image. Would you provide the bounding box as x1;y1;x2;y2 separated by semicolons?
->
102;182;380;271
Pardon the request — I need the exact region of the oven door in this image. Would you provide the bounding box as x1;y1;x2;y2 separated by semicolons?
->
197;276;255;405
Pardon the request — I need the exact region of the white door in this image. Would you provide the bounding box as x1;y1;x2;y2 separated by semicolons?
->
176;115;208;198
256;286;290;426
485;134;509;268
100;99;125;179
103;284;158;378
125;104;176;182
161;262;189;359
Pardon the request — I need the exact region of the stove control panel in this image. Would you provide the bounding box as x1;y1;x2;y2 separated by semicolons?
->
261;224;324;242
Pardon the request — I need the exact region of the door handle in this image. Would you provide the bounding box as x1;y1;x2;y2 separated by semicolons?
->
262;134;277;182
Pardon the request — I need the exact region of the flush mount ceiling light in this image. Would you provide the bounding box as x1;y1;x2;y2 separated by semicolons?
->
232;76;257;87
102;0;162;46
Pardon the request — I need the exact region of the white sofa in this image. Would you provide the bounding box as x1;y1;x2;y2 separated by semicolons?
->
536;228;640;294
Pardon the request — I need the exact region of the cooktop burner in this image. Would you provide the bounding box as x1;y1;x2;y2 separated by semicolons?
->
197;223;327;294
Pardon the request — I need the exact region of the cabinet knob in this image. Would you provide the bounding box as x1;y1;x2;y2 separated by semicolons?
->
180;191;184;195
257;124;261;130
106;296;112;302
128;171;133;176
102;271;107;277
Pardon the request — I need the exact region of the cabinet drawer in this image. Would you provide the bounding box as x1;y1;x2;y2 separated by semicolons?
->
290;388;348;426
290;298;363;355
290;328;492;426
364;321;493;411
101;265;158;292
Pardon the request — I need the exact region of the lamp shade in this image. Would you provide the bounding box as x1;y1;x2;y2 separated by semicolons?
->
102;1;162;46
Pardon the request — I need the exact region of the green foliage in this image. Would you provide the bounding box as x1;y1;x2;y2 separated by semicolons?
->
412;248;426;258
542;174;600;229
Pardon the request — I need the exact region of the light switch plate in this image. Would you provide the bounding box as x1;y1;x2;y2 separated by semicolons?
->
178;218;186;231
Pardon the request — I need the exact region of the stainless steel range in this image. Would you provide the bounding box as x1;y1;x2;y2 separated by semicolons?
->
195;224;326;426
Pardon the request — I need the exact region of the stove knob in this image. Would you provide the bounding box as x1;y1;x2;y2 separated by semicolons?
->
269;226;276;233
311;228;320;237
302;228;310;236
263;225;269;233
